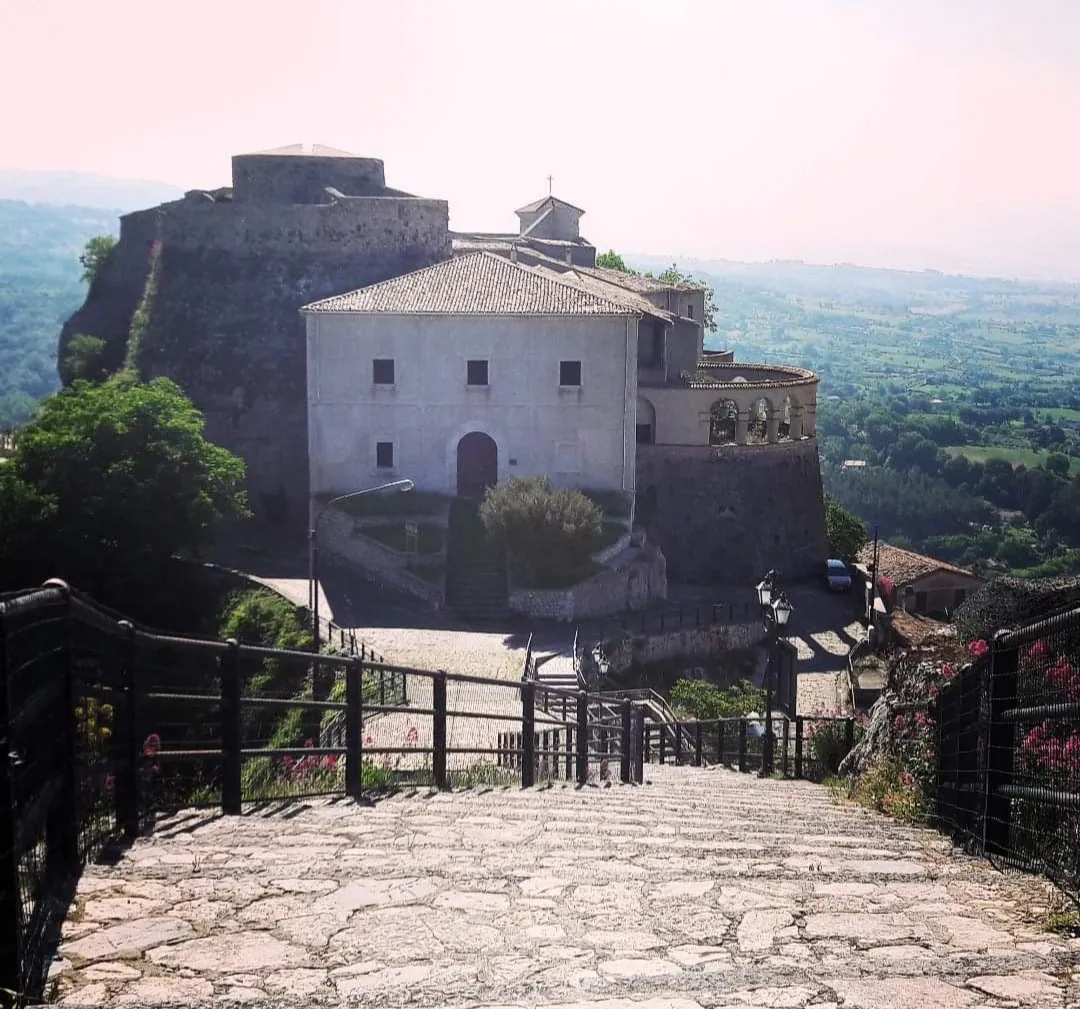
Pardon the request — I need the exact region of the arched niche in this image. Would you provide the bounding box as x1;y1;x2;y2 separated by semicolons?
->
636;396;657;445
709;398;738;445
746;395;772;444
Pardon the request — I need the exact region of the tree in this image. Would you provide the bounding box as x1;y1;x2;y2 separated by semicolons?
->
79;234;117;284
824;494;867;563
595;250;633;273
60;333;110;384
670;679;764;720
1045;452;1071;478
479;476;602;586
1;376;248;590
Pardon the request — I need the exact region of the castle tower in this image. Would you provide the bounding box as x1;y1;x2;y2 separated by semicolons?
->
59;146;451;523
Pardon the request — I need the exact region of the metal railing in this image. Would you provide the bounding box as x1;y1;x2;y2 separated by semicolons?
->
0;583;653;1003
936;604;1080;901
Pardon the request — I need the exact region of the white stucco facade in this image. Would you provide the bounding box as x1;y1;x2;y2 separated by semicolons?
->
305;311;639;497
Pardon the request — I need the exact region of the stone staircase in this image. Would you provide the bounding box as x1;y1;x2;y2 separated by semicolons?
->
534;652;580;693
54;763;1074;1008
444;498;510;622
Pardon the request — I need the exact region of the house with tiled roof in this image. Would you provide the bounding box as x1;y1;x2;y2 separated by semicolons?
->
857;542;984;618
301;252;640;499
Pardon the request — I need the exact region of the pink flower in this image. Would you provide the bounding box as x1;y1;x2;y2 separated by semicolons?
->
303;739;314;748
969;639;989;658
928;684;940;700
405;725;419;746
893;714;907;731
941;664;956;680
142;733;161;757
104;774;115;791
900;772;915;787
324;755;339;771
1020;639;1049;666
915;713;928;728
364;734;374;746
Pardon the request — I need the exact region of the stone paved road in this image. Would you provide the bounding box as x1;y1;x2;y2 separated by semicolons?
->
54;766;1078;1008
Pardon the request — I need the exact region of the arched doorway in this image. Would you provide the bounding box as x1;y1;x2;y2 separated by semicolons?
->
456;431;498;497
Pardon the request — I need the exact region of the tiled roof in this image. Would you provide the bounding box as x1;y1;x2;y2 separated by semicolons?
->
531;267;676;323
889;609;954;646
857;542;980;586
577;266;698;294
515;195;586;216
301;252;636;316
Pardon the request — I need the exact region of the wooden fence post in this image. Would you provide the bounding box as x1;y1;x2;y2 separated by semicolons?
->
634;709;645;783
432;671;448;790
694;722;704;767
522;681;536;787
781;717;790;778
845;717;855;758
738;718;747;773
221;639;242;815
984;641;1018;856
0;605;22;998
795;716;804;779
576;692;589;785
620;699;632;783
346;658;363;800
116;621;140;840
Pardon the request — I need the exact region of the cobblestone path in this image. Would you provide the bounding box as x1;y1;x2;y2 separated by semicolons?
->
54;765;1077;1008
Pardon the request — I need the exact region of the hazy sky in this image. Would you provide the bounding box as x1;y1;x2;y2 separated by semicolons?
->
3;0;1079;280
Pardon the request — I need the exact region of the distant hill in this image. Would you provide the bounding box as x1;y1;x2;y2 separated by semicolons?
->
0;200;121;426
0;169;183;213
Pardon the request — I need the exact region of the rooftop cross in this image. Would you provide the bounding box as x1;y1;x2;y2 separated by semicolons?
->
547;174;554;195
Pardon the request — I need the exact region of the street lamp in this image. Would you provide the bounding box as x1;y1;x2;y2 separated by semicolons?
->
309;480;414;655
757;574;794;777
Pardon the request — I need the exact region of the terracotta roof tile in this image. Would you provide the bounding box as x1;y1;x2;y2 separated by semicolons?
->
301;252;635;316
858;542;979;585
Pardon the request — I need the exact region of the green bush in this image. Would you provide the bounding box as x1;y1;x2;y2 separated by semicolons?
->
669;679;765;720
480;476;603;585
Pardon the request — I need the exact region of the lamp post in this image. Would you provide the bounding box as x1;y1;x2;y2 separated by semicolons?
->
756;572;793;777
309;479;414;656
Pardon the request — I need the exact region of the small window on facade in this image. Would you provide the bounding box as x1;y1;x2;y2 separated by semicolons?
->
372;359;395;384
560;360;582;386
687;304;694;319
467;360;488;386
915;591;927;613
375;442;394;469
636;423;654;445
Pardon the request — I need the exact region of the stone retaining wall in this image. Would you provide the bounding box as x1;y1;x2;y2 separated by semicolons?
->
319;507;444;608
605;621;764;671
508;542;667;622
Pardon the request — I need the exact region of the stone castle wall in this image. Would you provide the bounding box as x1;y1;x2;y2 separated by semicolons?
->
231;153;387;203
59;182;450;522
636;438;828;585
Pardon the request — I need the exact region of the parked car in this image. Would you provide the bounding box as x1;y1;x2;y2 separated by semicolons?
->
824;558;853;592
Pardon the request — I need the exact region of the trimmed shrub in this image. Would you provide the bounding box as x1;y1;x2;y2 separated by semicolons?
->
480;476;603;585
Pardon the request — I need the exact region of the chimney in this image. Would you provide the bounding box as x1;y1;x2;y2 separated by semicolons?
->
510;246;518;263
565;249;573;265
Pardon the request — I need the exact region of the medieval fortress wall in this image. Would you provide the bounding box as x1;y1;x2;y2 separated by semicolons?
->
60;151;450;519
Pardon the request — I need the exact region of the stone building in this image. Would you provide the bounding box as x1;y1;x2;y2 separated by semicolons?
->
857;542;984;618
59;144;450;520
302;252;639;499
59;143;828;585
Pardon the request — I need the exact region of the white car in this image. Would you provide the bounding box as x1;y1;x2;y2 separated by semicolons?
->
824;558;853;592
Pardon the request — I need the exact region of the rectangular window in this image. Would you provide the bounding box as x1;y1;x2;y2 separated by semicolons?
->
687;304;694;320
636;423;654;445
375;441;394;469
372;359;395;384
914;591;927;613
559;360;582;386
467;360;488;386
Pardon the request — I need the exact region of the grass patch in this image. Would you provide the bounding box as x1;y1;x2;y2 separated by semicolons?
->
359;523;444;554
1041;889;1080;934
328;490;448;517
943;444;1071;470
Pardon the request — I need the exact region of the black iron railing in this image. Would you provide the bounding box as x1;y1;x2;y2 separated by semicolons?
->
936;605;1080;900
